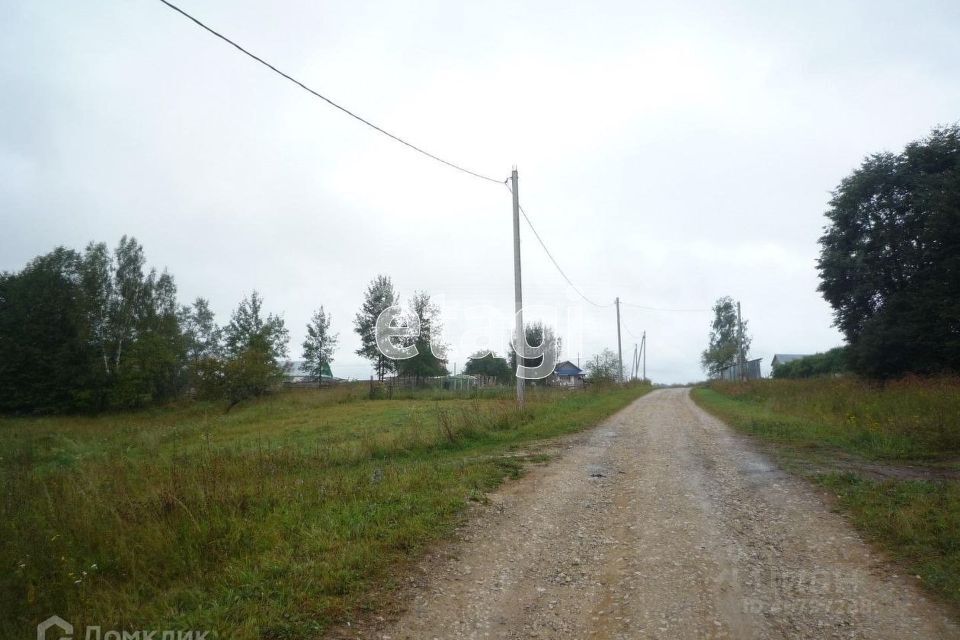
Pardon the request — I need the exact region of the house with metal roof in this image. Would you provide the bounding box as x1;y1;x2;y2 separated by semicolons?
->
771;354;810;369
283;360;339;384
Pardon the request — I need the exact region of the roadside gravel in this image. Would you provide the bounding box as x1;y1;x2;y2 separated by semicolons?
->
336;388;958;639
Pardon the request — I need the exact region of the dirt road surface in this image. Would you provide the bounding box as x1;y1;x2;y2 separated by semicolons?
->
349;389;958;639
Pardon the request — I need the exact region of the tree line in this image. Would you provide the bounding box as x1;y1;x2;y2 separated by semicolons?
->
0;240;460;413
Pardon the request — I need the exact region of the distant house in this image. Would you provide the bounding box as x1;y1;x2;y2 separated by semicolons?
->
552;360;585;388
771;354;810;370
283;360;339;384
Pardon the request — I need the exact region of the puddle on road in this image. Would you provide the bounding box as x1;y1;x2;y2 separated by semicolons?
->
741;459;776;474
587;464;609;478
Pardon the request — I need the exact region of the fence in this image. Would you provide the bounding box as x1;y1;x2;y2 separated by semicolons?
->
718;357;763;381
282;379;342;390
365;374;511;398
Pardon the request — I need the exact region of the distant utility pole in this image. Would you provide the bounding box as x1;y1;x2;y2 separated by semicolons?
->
737;301;745;381
615;297;624;384
511;168;524;408
642;331;646;381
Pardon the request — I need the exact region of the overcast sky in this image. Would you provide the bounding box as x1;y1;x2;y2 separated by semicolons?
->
2;0;959;383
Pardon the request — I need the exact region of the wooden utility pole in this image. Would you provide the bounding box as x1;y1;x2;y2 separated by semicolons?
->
511;168;525;408
615;297;624;384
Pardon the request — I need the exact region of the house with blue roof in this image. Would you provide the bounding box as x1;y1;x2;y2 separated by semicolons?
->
552;360;585;388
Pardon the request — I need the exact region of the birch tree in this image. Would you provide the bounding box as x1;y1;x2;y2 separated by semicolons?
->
302;306;338;386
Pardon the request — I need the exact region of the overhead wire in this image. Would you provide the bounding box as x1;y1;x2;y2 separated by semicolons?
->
620;301;709;313
157;0;710;317
505;186;709;314
155;0;503;184
505;183;614;308
620;318;642;340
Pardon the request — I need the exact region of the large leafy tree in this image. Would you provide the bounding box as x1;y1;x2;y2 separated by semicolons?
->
178;297;224;398
701;296;750;377
181;297;222;365
0;248;92;412
109;236;147;374
354;275;397;381
78;241;113;380
223;291;289;361
76;237;149;382
112;269;185;407
302;306;338;386
585;348;620;384
222;291;289;405
78;236;148;379
818;125;960;377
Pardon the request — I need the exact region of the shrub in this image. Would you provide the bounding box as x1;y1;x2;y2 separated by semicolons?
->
772;347;849;379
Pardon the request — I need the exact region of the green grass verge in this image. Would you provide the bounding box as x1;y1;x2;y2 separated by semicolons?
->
1;383;649;639
692;381;960;611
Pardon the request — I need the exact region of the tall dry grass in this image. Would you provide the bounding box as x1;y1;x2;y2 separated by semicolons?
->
0;384;648;639
705;376;960;459
694;377;960;611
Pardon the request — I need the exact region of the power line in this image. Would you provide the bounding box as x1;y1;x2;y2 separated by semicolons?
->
505;183;613;308
620;301;708;313
506;181;707;314
155;0;503;184
156;0;710;319
505;180;708;314
620;317;642;339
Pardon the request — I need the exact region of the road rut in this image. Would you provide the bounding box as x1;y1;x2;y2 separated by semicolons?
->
350;388;958;639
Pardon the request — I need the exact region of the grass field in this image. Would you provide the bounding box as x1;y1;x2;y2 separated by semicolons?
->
1;383;649;639
693;377;960;610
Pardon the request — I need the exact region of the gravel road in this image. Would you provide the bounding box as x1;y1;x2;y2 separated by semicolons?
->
351;388;958;639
